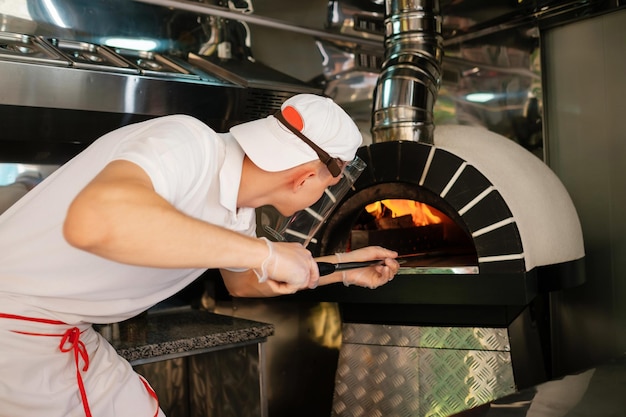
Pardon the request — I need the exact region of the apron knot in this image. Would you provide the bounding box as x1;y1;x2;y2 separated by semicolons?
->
1;312;158;417
60;327;90;372
0;313;93;417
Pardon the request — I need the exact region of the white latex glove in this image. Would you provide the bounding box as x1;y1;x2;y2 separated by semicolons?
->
253;238;319;294
336;246;400;289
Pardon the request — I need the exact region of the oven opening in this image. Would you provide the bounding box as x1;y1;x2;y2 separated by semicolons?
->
317;182;478;269
351;199;477;267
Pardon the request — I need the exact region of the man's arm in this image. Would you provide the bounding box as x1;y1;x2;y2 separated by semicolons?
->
64;160;270;270
220;268;304;297
64;160;398;296
221;246;400;297
63;160;318;293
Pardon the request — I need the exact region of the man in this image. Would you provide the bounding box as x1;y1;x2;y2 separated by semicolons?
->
0;94;399;417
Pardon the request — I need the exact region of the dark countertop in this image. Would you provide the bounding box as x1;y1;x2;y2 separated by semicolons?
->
97;308;274;364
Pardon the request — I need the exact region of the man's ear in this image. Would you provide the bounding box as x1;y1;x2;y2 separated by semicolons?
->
292;169;316;192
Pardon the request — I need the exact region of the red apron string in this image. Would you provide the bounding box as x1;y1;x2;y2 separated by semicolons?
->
139;376;161;417
1;312;159;417
59;327;92;417
1;314;93;417
0;312;65;325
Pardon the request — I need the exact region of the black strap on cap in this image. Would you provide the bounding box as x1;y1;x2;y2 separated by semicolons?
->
274;110;344;177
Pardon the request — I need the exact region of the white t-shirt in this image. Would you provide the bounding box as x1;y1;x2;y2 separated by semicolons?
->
0;115;256;324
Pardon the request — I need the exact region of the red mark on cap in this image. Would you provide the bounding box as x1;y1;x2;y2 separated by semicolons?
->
282;106;304;131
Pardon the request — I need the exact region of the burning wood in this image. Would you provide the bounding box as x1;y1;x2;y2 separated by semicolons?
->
362;199;446;230
351;199;473;256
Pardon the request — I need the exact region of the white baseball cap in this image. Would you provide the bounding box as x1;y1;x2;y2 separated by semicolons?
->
230;94;362;173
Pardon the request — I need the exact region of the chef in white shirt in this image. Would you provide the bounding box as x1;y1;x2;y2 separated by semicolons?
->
0;94;399;417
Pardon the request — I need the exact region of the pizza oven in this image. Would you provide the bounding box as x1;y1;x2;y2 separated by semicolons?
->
293;1;586;415
314;121;585;300
305;0;585;318
302;124;586;416
290;142;585;417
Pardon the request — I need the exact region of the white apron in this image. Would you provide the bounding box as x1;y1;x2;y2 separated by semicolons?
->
0;311;161;417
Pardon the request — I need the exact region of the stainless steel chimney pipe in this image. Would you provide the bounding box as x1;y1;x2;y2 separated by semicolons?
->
371;0;443;144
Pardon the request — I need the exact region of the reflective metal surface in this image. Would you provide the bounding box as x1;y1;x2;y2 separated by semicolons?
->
189;344;265;417
321;0;549;155
0;0;618;162
332;323;515;417
134;344;266;417
214;298;342;417
541;7;626;380
131;0;383;49
447;355;626;417
134;358;189;417
48;38;140;73
371;0;443;144
396;265;478;274
113;48;201;79
341;323;511;350
0;55;241;164
0;1;322;164
0;31;68;65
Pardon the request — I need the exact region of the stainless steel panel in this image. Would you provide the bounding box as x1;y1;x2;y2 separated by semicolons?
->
0;31;69;65
0;59;212;113
333;323;515;417
187;52;319;93
543;7;626;375
48;38;140;74
112;48;202;79
342;323;510;351
214;298;342;417
133;343;265;417
189;343;264;417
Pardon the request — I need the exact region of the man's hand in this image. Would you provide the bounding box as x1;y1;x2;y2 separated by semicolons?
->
253;239;319;293
333;246;400;289
222;245;399;298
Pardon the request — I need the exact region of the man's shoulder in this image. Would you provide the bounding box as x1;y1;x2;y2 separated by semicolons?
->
136;115;220;145
152;114;212;130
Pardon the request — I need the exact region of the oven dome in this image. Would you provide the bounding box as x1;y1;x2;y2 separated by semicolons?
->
434;124;584;271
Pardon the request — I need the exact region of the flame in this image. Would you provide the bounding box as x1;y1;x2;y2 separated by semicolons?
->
365;199;443;227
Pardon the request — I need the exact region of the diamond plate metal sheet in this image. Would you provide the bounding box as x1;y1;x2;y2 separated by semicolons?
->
341;323;510;351
332;325;515;417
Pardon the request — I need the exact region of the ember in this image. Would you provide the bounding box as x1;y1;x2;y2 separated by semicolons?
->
351;199;473;257
364;199;447;229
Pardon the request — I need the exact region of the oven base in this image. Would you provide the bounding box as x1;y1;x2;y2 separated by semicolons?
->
332;303;549;417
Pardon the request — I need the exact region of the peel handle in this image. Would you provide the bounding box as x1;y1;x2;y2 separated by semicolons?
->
317;260;385;276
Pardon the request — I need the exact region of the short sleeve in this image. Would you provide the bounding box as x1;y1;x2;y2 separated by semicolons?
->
113;116;220;205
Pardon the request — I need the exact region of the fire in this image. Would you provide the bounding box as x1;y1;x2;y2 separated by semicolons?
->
365;199;443;227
